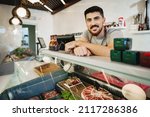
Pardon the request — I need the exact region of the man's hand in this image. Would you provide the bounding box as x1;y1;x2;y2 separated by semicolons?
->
73;46;92;56
65;41;77;53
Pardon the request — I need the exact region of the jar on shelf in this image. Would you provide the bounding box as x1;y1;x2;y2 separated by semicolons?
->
118;17;126;27
49;35;58;51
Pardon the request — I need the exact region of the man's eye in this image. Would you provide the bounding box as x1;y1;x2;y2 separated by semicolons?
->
94;16;100;20
86;19;91;22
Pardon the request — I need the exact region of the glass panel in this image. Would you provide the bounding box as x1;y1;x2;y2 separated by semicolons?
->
74;65;150;100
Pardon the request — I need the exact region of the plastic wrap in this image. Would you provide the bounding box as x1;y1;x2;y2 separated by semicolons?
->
0;60;68;100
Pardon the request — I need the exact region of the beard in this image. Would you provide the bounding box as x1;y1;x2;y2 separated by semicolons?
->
88;25;103;36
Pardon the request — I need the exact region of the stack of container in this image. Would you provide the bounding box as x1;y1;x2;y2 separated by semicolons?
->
110;38;139;65
110;38;150;68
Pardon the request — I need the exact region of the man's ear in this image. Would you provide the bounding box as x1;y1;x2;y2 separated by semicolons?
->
103;17;106;23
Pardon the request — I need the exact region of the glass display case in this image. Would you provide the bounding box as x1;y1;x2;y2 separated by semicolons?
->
0;49;150;100
39;49;150;100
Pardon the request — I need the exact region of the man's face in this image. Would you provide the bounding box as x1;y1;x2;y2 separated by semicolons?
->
85;12;105;36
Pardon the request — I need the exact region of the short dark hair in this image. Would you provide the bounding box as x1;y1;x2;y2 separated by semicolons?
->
84;6;104;18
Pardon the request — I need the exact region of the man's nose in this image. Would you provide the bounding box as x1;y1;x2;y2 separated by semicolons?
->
91;19;96;25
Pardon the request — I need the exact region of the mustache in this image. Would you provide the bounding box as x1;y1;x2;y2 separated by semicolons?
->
90;25;99;29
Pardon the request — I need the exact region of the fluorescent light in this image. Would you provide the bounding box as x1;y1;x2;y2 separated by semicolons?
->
35;0;53;12
44;5;53;12
38;1;44;5
27;0;40;4
60;0;66;5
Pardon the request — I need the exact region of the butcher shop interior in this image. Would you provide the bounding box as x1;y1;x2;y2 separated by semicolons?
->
0;0;150;100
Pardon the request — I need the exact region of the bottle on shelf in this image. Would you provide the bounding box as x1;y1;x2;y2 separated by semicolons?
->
118;17;126;27
49;35;58;51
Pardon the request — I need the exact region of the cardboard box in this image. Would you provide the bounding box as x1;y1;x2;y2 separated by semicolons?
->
34;63;61;76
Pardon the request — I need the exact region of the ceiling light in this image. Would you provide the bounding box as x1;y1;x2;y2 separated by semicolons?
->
28;0;53;13
9;16;22;25
38;1;43;5
43;5;53;12
12;6;31;19
16;7;27;17
27;0;40;4
60;0;66;5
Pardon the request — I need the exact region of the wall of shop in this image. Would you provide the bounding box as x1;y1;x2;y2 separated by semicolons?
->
0;5;21;63
0;4;53;50
0;5;22;51
53;0;150;51
22;9;53;46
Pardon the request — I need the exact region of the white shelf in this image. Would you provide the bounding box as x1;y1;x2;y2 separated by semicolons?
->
130;30;150;34
40;49;150;85
108;27;126;30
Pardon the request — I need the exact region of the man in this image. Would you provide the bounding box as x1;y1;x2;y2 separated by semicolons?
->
65;6;123;57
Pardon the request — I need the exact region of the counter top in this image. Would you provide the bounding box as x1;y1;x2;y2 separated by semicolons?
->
40;49;150;85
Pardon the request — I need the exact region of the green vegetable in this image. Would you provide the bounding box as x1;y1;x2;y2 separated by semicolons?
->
61;90;75;100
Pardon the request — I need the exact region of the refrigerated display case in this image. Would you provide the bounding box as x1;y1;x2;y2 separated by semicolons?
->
39;49;150;100
0;49;150;100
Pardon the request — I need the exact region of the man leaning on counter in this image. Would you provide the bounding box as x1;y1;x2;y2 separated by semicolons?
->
65;6;123;57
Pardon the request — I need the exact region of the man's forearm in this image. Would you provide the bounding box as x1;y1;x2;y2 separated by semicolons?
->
76;41;112;57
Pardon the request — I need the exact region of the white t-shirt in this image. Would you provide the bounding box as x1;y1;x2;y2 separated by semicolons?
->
82;29;123;46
